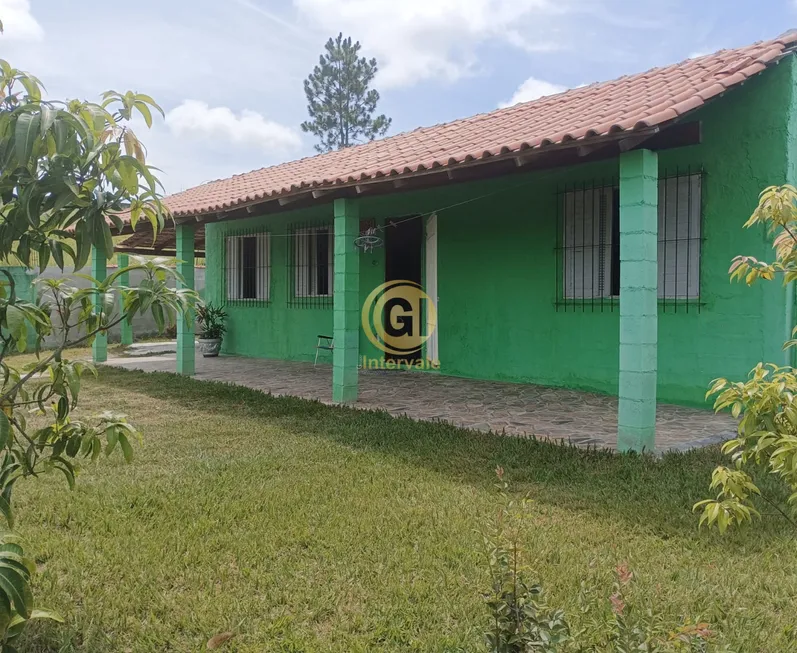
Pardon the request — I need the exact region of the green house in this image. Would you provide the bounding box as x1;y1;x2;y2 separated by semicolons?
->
118;32;797;452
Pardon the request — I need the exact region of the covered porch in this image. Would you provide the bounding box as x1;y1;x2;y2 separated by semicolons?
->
103;351;735;452
94;145;732;454
161;149;668;452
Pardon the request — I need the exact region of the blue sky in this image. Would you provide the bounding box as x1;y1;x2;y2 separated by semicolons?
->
0;0;795;194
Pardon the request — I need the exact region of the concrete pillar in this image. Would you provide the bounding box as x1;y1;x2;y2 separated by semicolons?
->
117;253;134;346
333;198;360;403
91;244;107;363
176;223;196;376
618;149;659;453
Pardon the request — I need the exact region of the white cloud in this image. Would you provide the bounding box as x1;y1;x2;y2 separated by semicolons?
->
0;0;691;193
292;0;567;88
0;3;315;193
499;76;567;107
165;100;302;152
0;0;43;41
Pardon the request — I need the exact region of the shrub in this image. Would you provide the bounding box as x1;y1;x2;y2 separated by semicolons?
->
482;467;569;652
695;185;797;533
483;470;715;652
197;302;228;340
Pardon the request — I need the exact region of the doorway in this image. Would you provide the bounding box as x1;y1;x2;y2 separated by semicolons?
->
384;217;423;364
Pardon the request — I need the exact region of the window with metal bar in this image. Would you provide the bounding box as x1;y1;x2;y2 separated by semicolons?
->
225;232;270;304
561;185;617;300
658;173;701;302
288;224;334;308
556;170;702;312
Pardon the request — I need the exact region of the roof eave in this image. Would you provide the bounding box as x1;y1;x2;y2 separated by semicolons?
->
175;120;703;226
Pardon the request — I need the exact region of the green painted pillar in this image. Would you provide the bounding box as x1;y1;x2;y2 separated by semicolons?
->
117;253;134;346
91;244;108;363
618;149;659;453
333;198;360;403
176;223;196;376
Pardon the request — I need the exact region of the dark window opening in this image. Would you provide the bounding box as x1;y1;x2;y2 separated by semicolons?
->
241;236;257;299
611;188;620;297
315;229;330;296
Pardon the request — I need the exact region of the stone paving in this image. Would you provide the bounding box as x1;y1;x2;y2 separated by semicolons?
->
105;354;737;452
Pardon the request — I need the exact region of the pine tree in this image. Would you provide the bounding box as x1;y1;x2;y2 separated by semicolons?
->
301;33;392;153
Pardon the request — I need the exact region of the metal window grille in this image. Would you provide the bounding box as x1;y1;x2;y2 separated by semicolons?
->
555;168;703;313
659;169;702;311
287;222;334;308
224;230;270;306
556;178;619;312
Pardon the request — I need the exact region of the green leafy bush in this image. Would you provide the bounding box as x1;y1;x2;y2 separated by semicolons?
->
695;185;797;533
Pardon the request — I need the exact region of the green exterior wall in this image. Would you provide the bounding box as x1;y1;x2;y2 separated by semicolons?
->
0;267;35;304
206;210;386;365
0;267;37;347
205;57;796;408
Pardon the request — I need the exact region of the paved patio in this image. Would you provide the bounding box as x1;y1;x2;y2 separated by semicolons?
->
104;349;737;452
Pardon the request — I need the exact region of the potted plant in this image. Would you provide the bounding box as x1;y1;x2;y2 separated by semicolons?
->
196;302;228;358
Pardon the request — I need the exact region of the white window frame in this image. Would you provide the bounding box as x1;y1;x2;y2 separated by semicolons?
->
293;226;334;298
225;232;270;302
561;173;702;301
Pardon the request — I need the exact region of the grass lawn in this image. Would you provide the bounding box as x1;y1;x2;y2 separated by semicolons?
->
10;365;797;651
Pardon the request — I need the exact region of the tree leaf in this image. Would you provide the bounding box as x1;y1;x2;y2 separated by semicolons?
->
0;566;31;618
29;608;64;623
0;414;9;454
207;632;235;649
105;427;118;455
5;306;25;341
118;433;134;463
0;493;13;529
18;73;42;102
49;239;65;271
39;104;55;136
0;588;11;637
14;112;40;165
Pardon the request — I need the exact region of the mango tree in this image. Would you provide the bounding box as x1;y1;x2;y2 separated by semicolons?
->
0;31;196;650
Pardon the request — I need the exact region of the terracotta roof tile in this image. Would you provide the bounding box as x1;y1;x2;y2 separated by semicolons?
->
160;31;797;218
